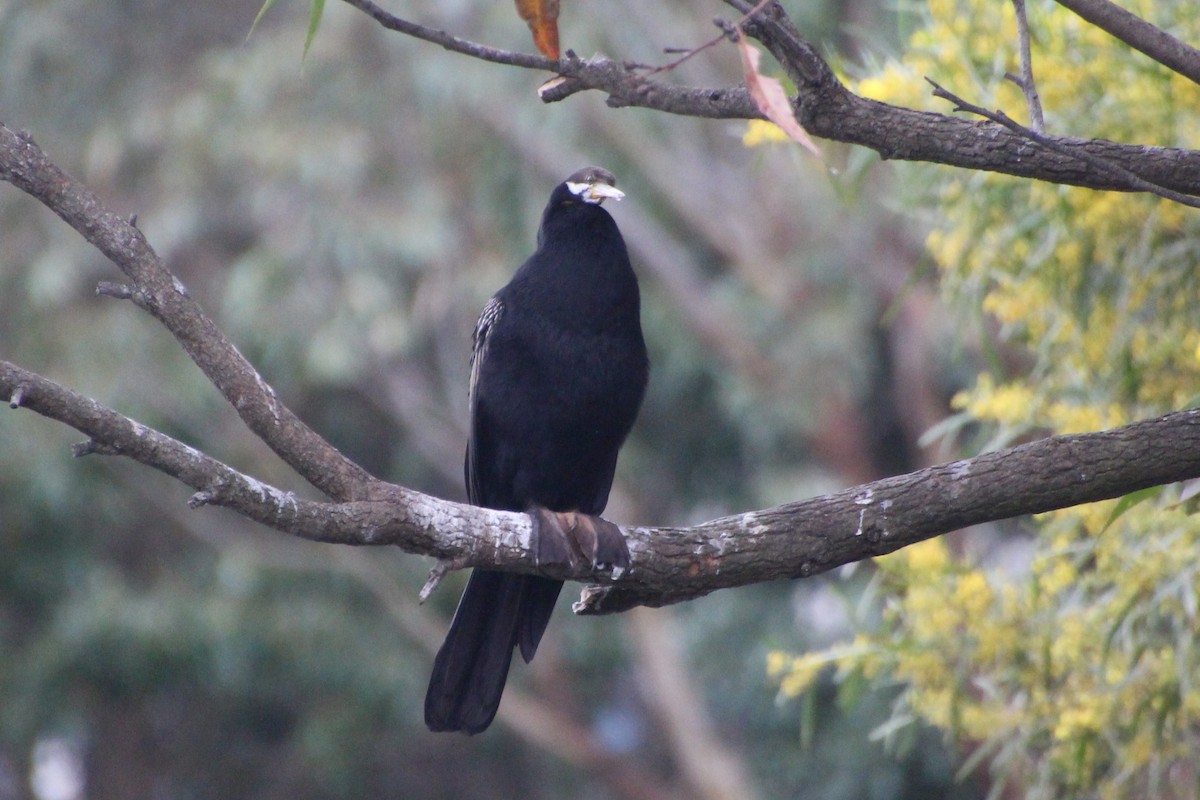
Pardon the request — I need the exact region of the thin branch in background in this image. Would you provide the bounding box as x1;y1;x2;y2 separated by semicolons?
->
1052;0;1200;86
1007;0;1045;132
926;79;1200;209
640;21;734;76
630;609;763;800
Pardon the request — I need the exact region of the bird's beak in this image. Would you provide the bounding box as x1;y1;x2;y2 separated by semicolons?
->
567;181;625;204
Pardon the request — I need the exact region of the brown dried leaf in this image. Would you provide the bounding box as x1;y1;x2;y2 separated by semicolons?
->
736;31;821;159
515;0;561;60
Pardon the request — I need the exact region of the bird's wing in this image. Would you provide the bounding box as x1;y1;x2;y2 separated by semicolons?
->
465;297;503;506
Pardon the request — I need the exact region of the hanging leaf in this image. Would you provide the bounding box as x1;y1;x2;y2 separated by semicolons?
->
247;0;324;59
1101;485;1162;532
246;0;279;42
515;0;561;60
736;30;821;159
303;0;326;58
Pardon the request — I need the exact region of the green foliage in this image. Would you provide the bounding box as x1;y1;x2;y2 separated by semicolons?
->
771;1;1200;797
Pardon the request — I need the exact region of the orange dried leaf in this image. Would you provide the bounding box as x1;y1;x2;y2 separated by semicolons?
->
736;31;821;159
515;0;561;60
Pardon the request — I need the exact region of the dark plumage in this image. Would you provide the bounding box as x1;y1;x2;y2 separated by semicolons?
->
424;167;649;735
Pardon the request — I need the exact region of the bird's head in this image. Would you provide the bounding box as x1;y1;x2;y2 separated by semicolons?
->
564;166;624;205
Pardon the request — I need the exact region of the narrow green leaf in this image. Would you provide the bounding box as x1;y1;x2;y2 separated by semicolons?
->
868;710;915;743
1101;485;1162;533
835;666;867;711
799;688;816;751
246;0;279;42
1100;589;1142;664
303;0;326;59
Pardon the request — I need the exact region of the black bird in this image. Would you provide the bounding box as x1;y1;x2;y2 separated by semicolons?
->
424;167;649;734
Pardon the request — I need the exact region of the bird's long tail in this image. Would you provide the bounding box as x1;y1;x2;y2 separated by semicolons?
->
424;570;563;734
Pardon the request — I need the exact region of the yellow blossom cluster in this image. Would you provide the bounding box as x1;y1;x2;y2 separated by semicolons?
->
767;0;1200;795
742;119;791;147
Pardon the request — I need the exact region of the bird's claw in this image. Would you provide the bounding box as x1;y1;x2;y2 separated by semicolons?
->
530;507;630;577
571;511;631;574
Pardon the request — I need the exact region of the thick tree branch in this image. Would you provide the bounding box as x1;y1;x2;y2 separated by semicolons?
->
582;406;1200;613
340;0;759;119
1052;0;1200;86
926;80;1200;209
336;0;1200;198
5;358;1200;615
728;0;1200;198
0;359;564;581
0;361;398;544
540;62;760;120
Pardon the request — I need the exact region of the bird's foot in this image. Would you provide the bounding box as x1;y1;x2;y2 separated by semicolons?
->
529;507;631;578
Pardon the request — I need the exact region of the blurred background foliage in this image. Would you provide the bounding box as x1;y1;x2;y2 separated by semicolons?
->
0;0;1010;798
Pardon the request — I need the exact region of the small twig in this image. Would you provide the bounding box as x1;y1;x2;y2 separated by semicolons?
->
573;584;611;614
96;281;133;299
927;79;1200;208
643;0;772;76
642;24;731;77
419;556;472;603
72;438;120;457
189;490;216;508
1009;0;1045;132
